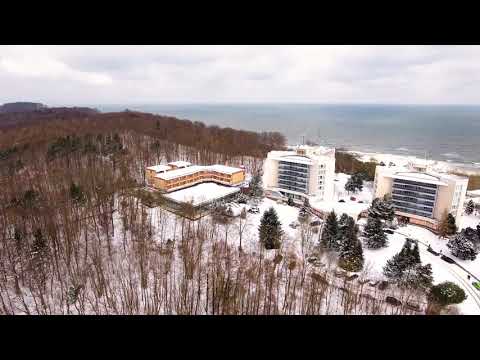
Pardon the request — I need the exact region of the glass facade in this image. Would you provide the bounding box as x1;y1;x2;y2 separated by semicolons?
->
277;161;309;194
391;178;437;218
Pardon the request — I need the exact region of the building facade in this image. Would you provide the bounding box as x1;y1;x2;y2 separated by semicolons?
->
263;145;336;202
146;162;245;193
373;162;469;231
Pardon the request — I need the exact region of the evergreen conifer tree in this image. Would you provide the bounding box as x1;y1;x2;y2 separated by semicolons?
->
439;211;457;237
258;207;283;250
447;232;478;260
353;173;363;192
338;218;364;272
363;215;388;249
319;210;339;251
250;172;263;198
344;177;358;194
384;238;433;290
465;200;475;215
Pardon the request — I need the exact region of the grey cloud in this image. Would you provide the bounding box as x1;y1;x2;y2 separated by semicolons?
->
1;45;480;105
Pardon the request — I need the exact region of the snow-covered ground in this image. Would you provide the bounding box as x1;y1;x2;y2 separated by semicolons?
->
350;150;480;175
310;172;372;220
146;170;480;314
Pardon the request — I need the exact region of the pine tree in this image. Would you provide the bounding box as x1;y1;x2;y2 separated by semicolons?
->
319;210;339;251
439;211;457;237
363;215;388;249
382;194;395;222
465;200;474;215
250;172;263;198
353;173;363;192
447;232;478;260
414;264;434;291
384;238;432;290
338;218;364;272
259;207;283;250
344;177;358;194
368;196;395;222
337;213;352;250
383;252;406;282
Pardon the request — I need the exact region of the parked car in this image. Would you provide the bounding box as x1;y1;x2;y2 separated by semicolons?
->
473;282;480;291
248;206;260;214
338;199;345;203
310;220;322;227
358;200;364;203
384;229;394;235
440;255;456;264
385;296;402;306
350;196;356;201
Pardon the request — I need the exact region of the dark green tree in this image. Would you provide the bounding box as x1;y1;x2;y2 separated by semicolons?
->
428;282;467;313
447;232;478;260
338;218;364;272
250;172;263;198
319;210;339;251
363;215;388;249
439;211;457;237
259;207;283;250
465;200;474;215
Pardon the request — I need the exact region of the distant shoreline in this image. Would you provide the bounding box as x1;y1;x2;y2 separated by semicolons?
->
346;149;480;176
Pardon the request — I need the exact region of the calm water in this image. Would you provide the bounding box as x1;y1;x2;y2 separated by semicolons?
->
96;103;480;166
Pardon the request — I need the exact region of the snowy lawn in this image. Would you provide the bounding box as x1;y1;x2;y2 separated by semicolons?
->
310;172;372;219
143;171;480;314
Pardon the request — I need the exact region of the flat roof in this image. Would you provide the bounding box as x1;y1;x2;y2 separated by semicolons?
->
147;165;172;172
168;161;191;167
385;172;448;186
270;154;313;165
156;164;243;180
164;182;240;207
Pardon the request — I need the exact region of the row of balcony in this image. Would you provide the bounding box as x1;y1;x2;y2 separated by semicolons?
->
392;194;435;207
392;183;437;195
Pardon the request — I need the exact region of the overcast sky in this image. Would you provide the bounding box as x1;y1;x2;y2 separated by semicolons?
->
2;45;480;106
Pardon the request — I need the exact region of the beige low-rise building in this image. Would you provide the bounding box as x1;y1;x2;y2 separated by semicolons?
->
373;161;469;231
146;161;245;193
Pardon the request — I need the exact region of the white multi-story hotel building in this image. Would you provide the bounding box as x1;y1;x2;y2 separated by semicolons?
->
373;161;469;231
263;145;336;203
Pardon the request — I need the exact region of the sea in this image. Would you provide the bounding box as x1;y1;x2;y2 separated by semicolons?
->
95;103;480;167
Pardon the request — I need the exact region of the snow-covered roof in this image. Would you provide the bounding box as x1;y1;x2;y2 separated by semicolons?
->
156;164;243;180
168;161;191;168
281;155;313;165
208;164;244;174
385;171;448;186
164;182;240;207
147;165;172;172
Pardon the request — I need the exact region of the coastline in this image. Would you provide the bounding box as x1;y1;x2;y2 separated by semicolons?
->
347;150;480;176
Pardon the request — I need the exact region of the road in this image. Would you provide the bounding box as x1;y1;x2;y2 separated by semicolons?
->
394;230;480;312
